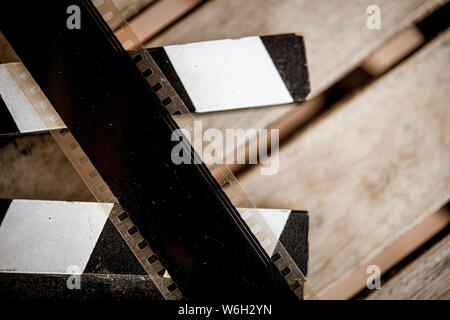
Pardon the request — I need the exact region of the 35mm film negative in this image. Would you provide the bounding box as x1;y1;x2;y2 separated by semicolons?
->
0;199;163;300
0;32;309;136
0;199;307;291
0;33;183;301
0;0;315;300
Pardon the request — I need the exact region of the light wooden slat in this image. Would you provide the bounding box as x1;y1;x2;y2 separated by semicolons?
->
0;134;93;202
239;29;450;296
114;0;155;20
368;232;450;300
322;208;450;299
362;26;425;76
148;0;446;133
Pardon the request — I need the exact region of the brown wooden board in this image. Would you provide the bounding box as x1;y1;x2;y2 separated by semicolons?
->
148;0;446;134
239;29;450;297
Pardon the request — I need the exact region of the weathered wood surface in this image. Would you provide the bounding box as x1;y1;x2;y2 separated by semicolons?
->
126;0;204;44
239;30;450;296
368;233;450;300
149;0;446;133
0;134;92;202
115;0;155;19
321;208;449;299
0;1;448;300
1;1;444;202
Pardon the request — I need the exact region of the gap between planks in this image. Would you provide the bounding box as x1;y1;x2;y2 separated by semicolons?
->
240;27;450;297
321;208;450;299
365;224;450;300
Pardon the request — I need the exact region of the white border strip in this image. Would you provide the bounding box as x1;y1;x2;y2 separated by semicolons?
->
164;37;293;112
0;200;112;274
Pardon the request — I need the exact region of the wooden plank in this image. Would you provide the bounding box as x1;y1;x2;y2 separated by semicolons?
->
322;208;450;299
367;231;450;300
114;0;156;20
126;0;204;44
0;134;93;202
212;26;426;175
148;0;446;132
239;29;450;296
362;26;425;76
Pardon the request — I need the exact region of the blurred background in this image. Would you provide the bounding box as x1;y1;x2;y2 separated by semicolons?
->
0;0;449;299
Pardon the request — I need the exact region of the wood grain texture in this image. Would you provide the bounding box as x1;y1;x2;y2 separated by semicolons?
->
114;0;155;19
126;0;204;44
148;0;446;132
321;208;450;299
367;233;450;300
239;30;450;295
0;133;93;202
362;26;425;76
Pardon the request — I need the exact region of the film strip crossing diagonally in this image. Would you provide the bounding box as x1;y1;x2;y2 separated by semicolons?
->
0;32;310;134
0;0;315;300
146;34;310;113
0;199;308;299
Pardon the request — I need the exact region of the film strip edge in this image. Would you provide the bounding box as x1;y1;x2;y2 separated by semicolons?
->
0;42;184;301
92;0;315;299
0;0;316;299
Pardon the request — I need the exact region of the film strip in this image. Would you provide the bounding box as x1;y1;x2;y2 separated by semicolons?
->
0;199;163;300
0;0;316;300
0;47;182;300
94;0;315;300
